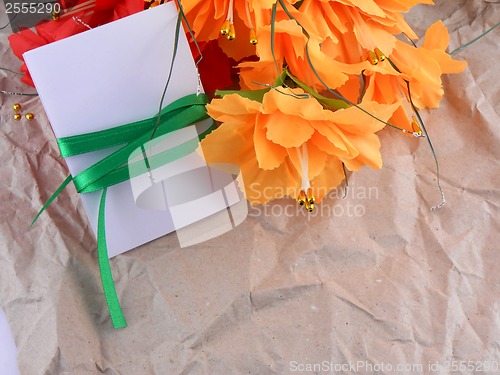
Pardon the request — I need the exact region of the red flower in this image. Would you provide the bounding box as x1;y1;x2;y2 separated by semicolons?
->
9;0;143;87
190;39;238;96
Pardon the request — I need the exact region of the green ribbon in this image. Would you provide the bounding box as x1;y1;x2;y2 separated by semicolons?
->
33;93;213;328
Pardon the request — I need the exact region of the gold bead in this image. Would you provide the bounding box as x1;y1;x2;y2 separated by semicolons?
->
306;187;315;204
367;50;379;65
220;20;230;36
374;48;386;62
227;23;236;40
297;190;306;206
14;114;21;121
411;115;422;136
249;29;258;45
13;103;21;111
25;113;35;121
305;200;315;212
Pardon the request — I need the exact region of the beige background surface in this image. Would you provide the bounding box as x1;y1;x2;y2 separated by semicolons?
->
1;1;499;374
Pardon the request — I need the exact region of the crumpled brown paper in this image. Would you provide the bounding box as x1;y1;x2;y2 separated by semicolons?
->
1;1;500;374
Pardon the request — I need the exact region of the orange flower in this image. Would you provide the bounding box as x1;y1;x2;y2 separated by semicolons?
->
389;20;468;109
361;21;467;131
297;0;433;53
238;15;350;91
199;88;398;204
180;0;297;45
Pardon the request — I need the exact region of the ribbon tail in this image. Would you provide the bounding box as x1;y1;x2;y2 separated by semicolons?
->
31;175;73;227
98;188;127;328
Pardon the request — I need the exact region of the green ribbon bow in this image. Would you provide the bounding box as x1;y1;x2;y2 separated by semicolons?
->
33;93;213;328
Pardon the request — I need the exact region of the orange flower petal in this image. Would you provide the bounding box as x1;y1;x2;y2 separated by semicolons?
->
422;50;468;75
328;101;398;134
311;121;359;159
264;111;316;148
341;0;386;17
310;131;343;156
256;19;307;62
198;121;254;166
310;156;345;202
206;94;261;124
286;142;327;181
240;157;300;204
261;88;327;120
422;20;449;51
238;60;279;90
254;113;289;170
342;134;383;171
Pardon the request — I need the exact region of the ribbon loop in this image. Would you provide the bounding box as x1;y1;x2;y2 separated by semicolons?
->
34;94;212;328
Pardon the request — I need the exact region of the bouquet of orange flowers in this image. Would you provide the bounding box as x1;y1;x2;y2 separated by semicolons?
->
183;0;467;210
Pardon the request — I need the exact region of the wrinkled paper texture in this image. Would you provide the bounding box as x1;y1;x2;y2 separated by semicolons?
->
1;1;500;374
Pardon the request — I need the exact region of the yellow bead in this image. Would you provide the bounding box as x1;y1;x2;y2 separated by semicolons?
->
13;103;21;111
411;116;422;136
220;20;230;36
14;114;21;121
305;201;315;212
52;9;59;21
25;113;35;121
374;48;386;62
249;29;258;45
367;50;379;65
306;187;315;204
297;190;306;206
227;23;236;40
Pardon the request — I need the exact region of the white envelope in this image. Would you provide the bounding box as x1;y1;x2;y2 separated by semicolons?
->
24;3;244;257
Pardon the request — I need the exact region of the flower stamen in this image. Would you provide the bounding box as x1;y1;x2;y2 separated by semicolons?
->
305;188;315;212
227;23;236;40
392;81;425;137
296;144;315;212
367;48;386;65
374;48;386;62
411;115;422;136
367;50;379;65
245;0;258;45
221;0;236;40
221;19;231;35
297;190;307;205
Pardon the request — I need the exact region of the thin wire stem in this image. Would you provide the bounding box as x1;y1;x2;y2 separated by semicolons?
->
450;22;500;56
